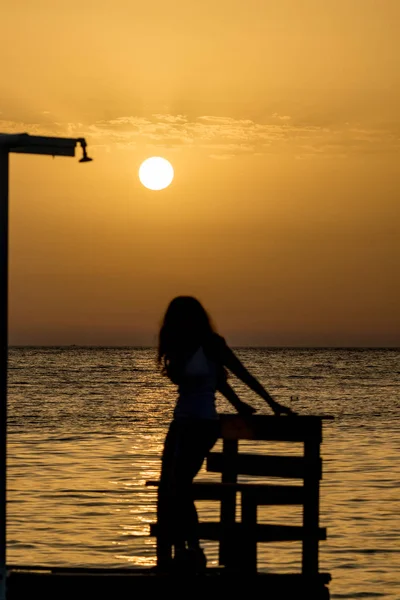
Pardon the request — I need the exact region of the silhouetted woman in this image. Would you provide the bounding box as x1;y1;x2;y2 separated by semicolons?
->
157;296;294;572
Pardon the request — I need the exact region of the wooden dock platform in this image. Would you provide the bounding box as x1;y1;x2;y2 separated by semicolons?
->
7;566;331;599
6;415;333;599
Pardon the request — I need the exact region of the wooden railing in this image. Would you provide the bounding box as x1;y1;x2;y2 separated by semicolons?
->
148;414;332;579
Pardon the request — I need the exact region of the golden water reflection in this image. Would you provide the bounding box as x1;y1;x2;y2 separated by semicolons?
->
7;347;400;599
7;423;399;599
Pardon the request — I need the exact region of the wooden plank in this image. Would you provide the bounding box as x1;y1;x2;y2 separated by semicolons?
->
193;482;305;504
195;482;304;504
240;484;304;505
241;494;257;572
302;438;322;576
150;523;327;543
147;480;304;504
199;523;326;543
207;452;322;479
219;415;325;443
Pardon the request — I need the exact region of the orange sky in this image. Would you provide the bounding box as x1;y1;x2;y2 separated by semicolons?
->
2;0;399;346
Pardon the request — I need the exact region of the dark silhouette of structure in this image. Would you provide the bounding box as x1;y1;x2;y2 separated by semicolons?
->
8;415;332;599
148;414;332;598
7;415;332;600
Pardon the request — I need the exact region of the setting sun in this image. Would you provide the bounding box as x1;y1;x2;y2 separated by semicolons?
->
138;157;174;191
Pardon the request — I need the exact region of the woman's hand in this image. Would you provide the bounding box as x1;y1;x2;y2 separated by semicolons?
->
237;401;257;416
270;399;297;416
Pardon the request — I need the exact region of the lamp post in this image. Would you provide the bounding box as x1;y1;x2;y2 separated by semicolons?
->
0;133;92;600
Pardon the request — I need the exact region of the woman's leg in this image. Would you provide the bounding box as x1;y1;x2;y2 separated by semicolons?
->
157;421;196;555
157;419;219;560
173;420;219;550
157;421;180;565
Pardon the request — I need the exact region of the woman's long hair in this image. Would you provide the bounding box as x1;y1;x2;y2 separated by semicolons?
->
158;296;225;384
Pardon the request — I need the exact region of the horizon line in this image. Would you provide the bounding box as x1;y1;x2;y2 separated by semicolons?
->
8;344;400;350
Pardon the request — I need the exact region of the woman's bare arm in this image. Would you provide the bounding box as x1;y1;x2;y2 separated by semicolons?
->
216;338;295;415
217;379;256;415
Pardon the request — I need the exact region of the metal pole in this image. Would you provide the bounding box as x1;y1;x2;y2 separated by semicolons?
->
0;149;9;600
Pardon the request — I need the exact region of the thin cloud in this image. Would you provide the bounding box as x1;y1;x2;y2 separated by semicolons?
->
1;113;398;159
272;113;291;121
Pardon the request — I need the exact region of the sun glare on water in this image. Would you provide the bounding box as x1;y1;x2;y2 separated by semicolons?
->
138;157;174;190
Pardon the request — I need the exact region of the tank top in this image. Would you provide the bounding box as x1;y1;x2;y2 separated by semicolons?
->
173;346;218;420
